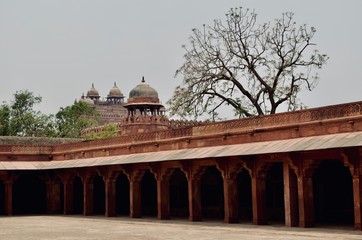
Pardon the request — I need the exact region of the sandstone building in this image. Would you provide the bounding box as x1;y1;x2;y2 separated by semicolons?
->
0;80;362;231
79;82;127;125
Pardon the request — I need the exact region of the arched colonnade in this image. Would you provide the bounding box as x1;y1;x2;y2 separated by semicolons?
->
0;152;361;230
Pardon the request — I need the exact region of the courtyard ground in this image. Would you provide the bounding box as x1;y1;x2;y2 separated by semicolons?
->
0;216;361;240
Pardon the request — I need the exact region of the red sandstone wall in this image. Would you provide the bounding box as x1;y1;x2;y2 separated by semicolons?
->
1;101;362;162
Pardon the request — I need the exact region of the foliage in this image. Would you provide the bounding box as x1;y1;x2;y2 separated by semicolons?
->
55;101;99;138
168;7;328;120
84;123;119;140
0;90;56;137
0;104;11;136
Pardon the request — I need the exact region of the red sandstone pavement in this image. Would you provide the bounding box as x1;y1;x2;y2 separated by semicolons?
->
0;216;362;240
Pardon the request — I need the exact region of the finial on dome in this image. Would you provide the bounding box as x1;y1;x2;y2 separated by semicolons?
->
92;83;95;88
142;76;145;83
114;82;117;87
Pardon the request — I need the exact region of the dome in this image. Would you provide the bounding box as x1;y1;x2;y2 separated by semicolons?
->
86;83;100;98
129;77;158;99
108;82;123;98
80;97;94;106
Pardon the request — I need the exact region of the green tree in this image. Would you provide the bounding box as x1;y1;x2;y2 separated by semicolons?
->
55;101;99;138
168;7;328;120
84;123;119;140
0;90;56;137
0;104;11;135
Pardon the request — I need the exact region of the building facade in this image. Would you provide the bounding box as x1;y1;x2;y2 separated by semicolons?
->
0;82;362;231
79;82;128;125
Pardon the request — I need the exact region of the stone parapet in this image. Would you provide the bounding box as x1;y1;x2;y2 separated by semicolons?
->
2;101;362;160
57;101;362;154
192;101;362;136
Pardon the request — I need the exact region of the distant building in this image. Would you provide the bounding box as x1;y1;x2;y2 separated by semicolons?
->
79;82;127;125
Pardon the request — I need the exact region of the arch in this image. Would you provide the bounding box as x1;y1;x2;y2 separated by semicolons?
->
200;166;224;220
169;168;188;218
73;175;83;214
237;169;252;222
93;175;105;215
313;160;354;226
265;162;285;224
141;169;157;217
13;173;46;215
116;172;130;216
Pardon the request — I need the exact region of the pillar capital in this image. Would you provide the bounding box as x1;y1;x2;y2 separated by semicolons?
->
216;159;245;181
287;154;320;178
254;161;271;179
78;168;98;184
341;148;361;177
128;168;146;183
181;163;206;181
150;164;175;182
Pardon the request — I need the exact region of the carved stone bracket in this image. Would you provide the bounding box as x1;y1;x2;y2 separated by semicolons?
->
242;157;272;179
180;162;206;181
78;168;98;184
0;171;18;183
97;165;130;183
150;164;175;182
39;172;58;185
127;168;146;182
216;159;245;181
341;148;361;177
287;154;320;178
55;169;79;184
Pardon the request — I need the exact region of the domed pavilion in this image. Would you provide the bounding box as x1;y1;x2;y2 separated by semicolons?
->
124;76;165;116
107;82;125;104
86;83;100;102
120;77;168;135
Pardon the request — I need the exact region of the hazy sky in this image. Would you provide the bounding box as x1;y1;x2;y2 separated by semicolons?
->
0;0;361;118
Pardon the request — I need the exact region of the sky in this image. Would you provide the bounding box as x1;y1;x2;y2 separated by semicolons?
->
0;0;361;118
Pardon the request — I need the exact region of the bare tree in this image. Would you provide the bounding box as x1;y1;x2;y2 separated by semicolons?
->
167;7;328;120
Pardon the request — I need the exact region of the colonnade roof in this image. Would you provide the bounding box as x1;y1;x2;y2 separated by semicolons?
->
1;131;361;170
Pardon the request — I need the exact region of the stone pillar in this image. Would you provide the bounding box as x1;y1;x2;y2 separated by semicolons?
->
341;149;362;231
4;180;13;216
129;179;141;218
46;180;61;214
63;180;74;215
297;175;314;228
353;174;362;230
217;160;241;224
223;176;239;223
83;178;94;216
157;179;170;220
105;177;117;217
128;169;144;218
251;175;267;225
153;167;174;220
283;162;298;227
188;178;202;221
182;164;204;222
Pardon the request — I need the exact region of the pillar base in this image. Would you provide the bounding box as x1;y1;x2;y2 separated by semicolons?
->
158;215;170;220
355;222;362;231
253;219;267;225
106;212;117;217
299;221;314;228
224;217;239;224
130;213;141;218
189;216;202;221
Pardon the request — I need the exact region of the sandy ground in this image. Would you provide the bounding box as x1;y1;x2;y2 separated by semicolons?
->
0;216;362;240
